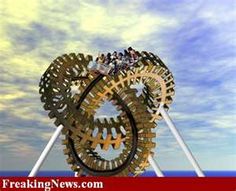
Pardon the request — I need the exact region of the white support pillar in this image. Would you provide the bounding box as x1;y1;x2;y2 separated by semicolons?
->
159;105;205;177
148;155;164;177
28;125;64;177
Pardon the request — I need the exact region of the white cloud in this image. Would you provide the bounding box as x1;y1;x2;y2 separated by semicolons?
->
76;0;178;44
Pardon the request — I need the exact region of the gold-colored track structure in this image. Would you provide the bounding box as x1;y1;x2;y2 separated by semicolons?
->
39;50;175;176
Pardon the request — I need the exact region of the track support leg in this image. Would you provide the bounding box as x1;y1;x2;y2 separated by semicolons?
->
148;155;164;177
159;104;205;177
28;125;64;177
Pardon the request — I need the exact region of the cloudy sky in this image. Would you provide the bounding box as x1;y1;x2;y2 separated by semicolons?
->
0;0;235;172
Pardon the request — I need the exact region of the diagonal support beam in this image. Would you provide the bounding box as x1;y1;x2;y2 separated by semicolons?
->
28;125;64;177
158;103;205;177
148;155;164;177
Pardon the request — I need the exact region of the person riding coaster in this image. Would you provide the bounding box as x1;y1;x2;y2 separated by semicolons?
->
88;48;140;76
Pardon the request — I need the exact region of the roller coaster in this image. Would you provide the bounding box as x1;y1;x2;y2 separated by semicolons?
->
29;49;204;177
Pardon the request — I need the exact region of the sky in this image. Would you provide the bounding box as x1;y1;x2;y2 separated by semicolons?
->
0;0;235;172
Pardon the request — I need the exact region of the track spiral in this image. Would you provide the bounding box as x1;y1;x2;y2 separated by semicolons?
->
39;50;175;176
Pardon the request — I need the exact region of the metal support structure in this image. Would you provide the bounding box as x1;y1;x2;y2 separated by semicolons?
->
148;155;164;177
28;125;64;177
158;103;205;177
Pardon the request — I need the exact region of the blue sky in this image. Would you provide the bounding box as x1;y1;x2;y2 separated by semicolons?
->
0;0;235;171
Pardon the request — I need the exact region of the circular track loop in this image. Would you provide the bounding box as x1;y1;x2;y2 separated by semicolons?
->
39;51;175;176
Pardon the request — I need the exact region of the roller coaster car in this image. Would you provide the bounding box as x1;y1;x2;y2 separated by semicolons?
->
88;61;112;75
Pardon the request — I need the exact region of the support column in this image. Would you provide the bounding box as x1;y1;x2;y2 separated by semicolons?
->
148;155;164;177
159;105;205;177
28;125;64;177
